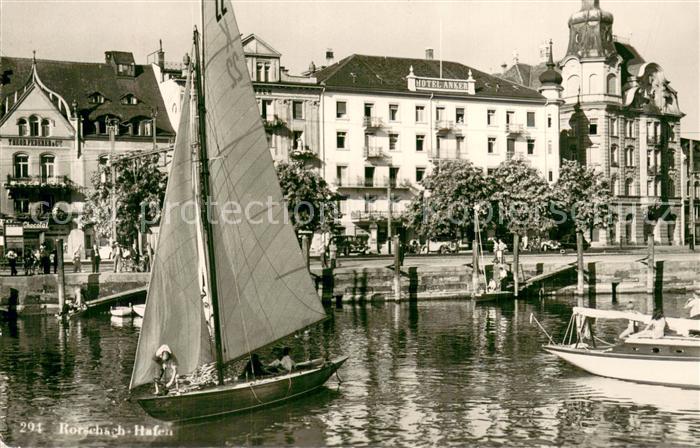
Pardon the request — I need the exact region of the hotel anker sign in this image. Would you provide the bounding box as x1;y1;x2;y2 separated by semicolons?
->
415;78;470;92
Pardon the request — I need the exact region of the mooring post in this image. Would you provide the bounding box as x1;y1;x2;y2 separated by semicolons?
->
513;234;520;298
56;239;66;313
646;233;655;294
393;235;401;302
576;231;585;296
301;234;310;271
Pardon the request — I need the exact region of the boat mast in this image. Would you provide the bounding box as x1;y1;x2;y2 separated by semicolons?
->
193;26;226;386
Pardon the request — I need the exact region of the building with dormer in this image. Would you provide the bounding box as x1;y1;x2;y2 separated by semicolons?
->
0;52;174;257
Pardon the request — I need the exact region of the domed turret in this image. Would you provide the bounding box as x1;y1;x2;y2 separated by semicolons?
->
565;0;617;60
539;40;562;86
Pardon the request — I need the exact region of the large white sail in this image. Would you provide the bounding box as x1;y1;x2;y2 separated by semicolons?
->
129;73;213;389
201;0;326;363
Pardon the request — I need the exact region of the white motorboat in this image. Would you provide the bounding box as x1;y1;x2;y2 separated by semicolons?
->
110;304;133;317
132;304;145;317
538;307;700;389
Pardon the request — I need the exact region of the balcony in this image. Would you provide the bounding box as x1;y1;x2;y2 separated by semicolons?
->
435;120;455;133
289;146;319;161
335;176;412;190
5;175;75;191
262;116;287;133
363;116;384;131
647;135;660;146
350;210;404;222
364;146;389;159
506;123;526;135
647;165;659;177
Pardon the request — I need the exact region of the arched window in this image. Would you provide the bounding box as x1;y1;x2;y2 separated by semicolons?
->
695;181;700;198
667;178;675;197
17;118;28;136
624;178;633;196
611;176;619;195
567;75;580;96
41;119;51;137
625;146;635;166
13;153;29;178
647;179;655;196
98;155;110;184
610;144;619;165
655;179;662;196
29;116;40;136
668;148;676;169
588;74;599;94
607;74;617;95
40;154;55;181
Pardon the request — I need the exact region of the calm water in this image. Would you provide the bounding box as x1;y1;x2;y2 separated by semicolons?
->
1;294;698;447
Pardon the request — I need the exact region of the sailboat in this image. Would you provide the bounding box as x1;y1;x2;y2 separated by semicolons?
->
128;0;346;422
470;206;514;302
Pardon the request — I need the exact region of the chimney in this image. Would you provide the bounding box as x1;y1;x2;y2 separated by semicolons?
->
157;39;165;69
425;48;434;60
325;49;334;65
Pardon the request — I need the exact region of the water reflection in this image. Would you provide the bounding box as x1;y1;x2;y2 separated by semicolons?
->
0;294;698;446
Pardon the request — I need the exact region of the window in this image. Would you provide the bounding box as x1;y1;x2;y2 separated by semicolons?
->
527;112;535;128
41;119;51;137
364;167;375;187
456;136;464;158
547;115;552;128
456;108;465;124
487;168;496;176
507;139;515;157
435;136;443;158
29;116;40;136
506;111;515;125
292;101;304;120
292;131;304;150
336;101;347;119
389;104;399;121
389;167;399;188
626;120;634;138
364;103;374;118
336;131;347;149
14;154;29;178
610;144;619;165
488;137;496;154
589;119;598;135
625;178;633;196
487;109;495;126
14;197;29;214
611;118;618;136
263;64;270;82
260;99;273;120
416;134;425;152
140;120;153;137
256;63;263;81
336;165;347;186
121;94;138;105
607;74;617;95
389;133;399;151
668;149;676;169
668;125;676;142
89;93;105;104
18;118;27;136
625;146;635;166
416;167;426;183
548;141;553;155
415;105;425;123
548;171;553;182
40;154;55;181
436;107;445;121
527;139;535;155
611;177;619;195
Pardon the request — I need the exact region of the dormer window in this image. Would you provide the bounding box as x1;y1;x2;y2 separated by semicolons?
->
17;118;28;136
89;92;106;104
121;94;139;105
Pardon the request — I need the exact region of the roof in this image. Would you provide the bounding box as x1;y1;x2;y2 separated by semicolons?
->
496;61;561;90
314;54;545;101
0;56;175;134
106;51;136;65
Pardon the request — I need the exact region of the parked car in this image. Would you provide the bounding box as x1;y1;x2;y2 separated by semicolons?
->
539;239;561;252
333;235;369;256
423;240;459;254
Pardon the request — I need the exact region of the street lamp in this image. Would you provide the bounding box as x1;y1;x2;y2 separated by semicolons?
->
106;117;120;244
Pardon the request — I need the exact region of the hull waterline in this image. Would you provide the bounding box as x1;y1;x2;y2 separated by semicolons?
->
544;345;700;389
137;356;347;422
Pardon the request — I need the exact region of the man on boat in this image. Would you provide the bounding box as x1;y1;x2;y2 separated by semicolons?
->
241;353;269;380
268;347;295;373
153;345;178;395
618;302;642;340
630;308;668;339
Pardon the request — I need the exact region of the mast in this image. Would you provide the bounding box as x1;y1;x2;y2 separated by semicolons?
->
193;27;226;386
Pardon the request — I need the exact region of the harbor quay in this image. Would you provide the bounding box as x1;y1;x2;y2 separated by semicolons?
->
2;250;698;315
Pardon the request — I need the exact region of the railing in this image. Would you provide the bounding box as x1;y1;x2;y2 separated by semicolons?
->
364;146;387;159
350;210;404;221
647;135;660;145
506;123;525;134
435;120;454;132
363;116;384;129
5;175;74;190
335;176;412;189
262;116;287;132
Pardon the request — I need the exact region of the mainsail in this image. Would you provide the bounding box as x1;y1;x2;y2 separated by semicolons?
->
129;73;213;389
201;0;326;364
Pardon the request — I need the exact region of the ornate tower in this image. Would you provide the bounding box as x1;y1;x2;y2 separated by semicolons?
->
565;0;617;60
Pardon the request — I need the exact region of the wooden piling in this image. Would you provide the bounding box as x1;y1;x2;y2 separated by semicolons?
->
393;235;401;302
56;239;66;312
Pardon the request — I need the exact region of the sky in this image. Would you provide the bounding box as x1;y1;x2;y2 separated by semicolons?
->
1;0;698;137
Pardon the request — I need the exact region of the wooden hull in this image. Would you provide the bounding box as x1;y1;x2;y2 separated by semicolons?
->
544;344;700;389
110;306;133;317
137;356;347;422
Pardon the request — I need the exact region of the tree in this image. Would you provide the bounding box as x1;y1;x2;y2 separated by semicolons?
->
404;160;491;242
276;161;340;235
490;157;554;295
82;154;167;248
553;160;614;295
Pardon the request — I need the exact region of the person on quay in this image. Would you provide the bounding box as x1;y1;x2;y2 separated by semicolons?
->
39;244;50;274
73;246;82;273
329;240;338;269
268;347;296;373
24;251;34;276
92;243;101;273
111;242;122;273
6;249;18;276
153;344;178;395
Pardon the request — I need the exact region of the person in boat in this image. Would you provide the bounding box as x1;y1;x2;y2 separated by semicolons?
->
153;344;178;395
487;277;497;293
631;308;668;339
618;302;641;340
241;353;269;380
268;347;296;373
685;291;700;319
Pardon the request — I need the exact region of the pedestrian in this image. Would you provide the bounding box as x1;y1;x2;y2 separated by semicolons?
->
73;246;82;273
143;251;151;272
496;239;508;264
6;249;18;276
24;251;34;276
147;243;154;271
92;243;101;273
398;240;405;267
112;242;122;273
51;248;58;274
329;240;337;269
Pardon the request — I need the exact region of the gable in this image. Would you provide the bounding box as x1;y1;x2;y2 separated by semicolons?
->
242;34;281;57
0;87;74;137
